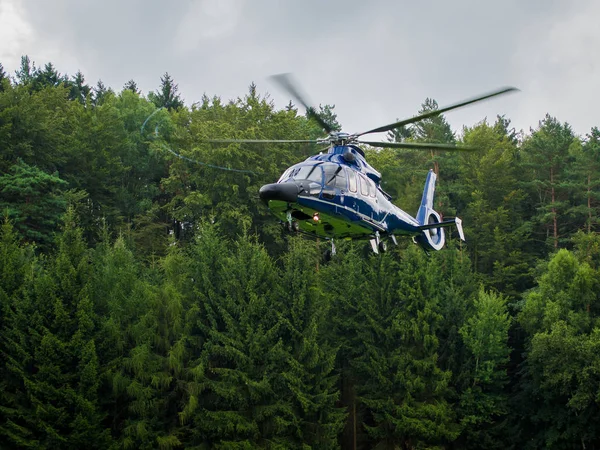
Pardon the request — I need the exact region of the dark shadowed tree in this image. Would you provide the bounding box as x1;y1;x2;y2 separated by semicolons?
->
520;114;576;251
148;72;184;111
69;71;91;104
317;104;342;132
14;55;38;86
92;80;111;106
0;63;7;92
122;79;140;94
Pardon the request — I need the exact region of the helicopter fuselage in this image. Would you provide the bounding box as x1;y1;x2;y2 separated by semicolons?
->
259;145;426;242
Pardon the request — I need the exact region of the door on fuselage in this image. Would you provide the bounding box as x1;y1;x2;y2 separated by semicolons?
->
356;172;384;223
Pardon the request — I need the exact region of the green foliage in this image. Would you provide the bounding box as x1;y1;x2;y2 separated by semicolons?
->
515;249;600;449
0;208;112;448
0;159;68;249
4;57;600;449
148;72;184;111
0;62;7;92
457;288;511;449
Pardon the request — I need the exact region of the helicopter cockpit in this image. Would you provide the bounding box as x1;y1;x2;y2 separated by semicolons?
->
278;162;349;186
277;163;323;184
277;161;353;200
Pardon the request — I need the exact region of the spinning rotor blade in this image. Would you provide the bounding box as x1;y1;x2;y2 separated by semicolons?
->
358;140;477;151
357;86;519;137
204;138;320;144
270;73;334;134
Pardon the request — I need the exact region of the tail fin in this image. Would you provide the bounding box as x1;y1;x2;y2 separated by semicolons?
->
416;169;437;225
414;170;465;251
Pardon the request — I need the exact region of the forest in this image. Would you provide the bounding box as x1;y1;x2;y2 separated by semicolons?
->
1;55;600;450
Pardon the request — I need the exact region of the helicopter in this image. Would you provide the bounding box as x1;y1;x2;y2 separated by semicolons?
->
206;74;518;259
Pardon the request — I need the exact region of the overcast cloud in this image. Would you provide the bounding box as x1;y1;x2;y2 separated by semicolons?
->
2;0;598;139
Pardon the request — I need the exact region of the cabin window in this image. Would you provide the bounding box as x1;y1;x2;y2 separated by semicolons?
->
359;174;369;196
367;177;376;198
347;168;357;192
335;166;347;189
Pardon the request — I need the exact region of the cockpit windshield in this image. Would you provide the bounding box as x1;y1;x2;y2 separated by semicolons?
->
278;163;323;183
322;163;347;189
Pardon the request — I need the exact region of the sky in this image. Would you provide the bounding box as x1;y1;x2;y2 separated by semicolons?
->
2;0;599;141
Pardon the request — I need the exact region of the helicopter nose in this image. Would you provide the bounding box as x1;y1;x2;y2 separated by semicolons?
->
259;183;299;203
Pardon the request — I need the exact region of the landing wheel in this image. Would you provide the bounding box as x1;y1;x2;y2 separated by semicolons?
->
378;240;387;253
283;221;300;232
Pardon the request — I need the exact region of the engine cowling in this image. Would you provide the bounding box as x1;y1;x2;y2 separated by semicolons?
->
342;147;355;162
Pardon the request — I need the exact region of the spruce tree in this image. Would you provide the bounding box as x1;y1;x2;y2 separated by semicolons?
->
183;225;295;448
123;79;140;94
457;288;512;449
0;159;68;249
276;236;346;448
14;55;36;85
69;70;91;104
148;72;184;110
354;248;459;449
0;208;111;448
0;62;7;92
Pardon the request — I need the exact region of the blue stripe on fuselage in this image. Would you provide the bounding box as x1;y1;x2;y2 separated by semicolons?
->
296;188;422;236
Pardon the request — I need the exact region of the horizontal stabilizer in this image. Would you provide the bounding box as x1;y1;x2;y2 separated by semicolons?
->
418;217;465;241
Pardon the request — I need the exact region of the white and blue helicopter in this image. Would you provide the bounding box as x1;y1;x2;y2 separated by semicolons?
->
208;74;518;259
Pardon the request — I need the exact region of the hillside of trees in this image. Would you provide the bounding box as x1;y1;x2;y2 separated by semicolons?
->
1;55;600;449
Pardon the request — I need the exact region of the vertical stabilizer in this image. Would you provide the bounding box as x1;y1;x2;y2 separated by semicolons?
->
416;169;437;225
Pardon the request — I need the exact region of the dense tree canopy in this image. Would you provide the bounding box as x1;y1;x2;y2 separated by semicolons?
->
2;55;600;449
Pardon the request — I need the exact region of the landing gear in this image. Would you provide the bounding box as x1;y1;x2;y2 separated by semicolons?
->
323;239;336;262
286;221;299;232
283;211;300;232
370;231;392;254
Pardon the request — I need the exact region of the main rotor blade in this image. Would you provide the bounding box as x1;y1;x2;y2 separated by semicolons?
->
358;140;478;151
270;73;334;134
357;86;519;137
204;138;321;144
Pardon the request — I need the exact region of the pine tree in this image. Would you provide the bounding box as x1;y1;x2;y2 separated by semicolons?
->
182;225;296;448
316;104;342;132
14;55;36;85
0;159;68;249
276;237;346;448
520;114;576;251
123;79;140;94
148;72;184;110
354;248;459;449
33;62;68;90
0;218;35;445
69;70;91;104
458;118;534;297
457;288;512;449
93;80;112;105
0;208;111;448
514;248;600;449
0;62;8;92
570;127;600;234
